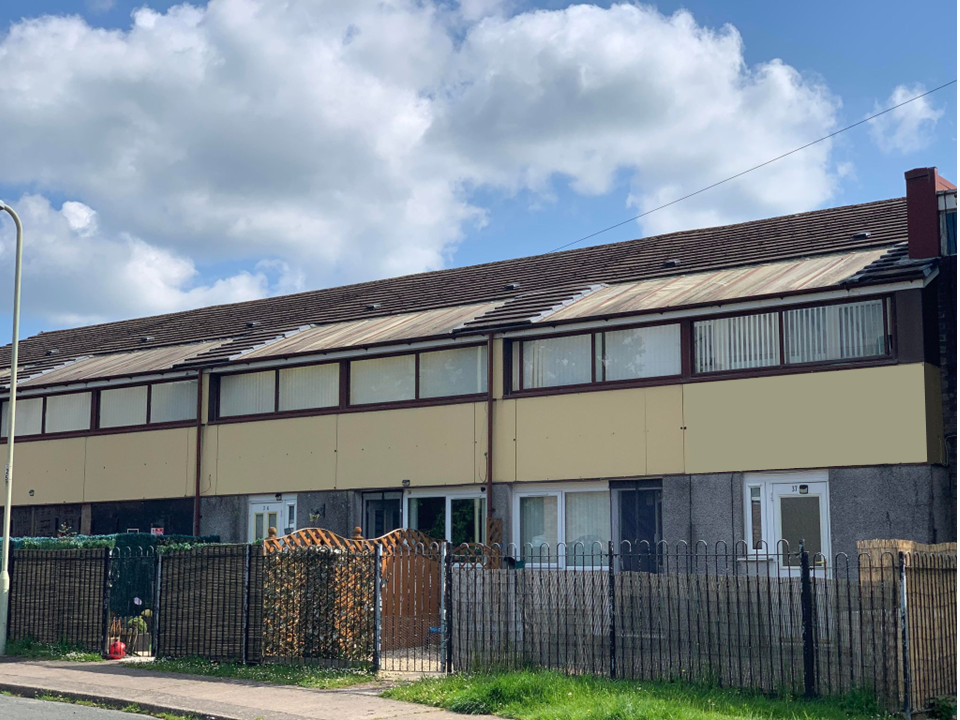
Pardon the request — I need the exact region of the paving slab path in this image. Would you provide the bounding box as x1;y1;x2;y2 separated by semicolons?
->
0;660;490;720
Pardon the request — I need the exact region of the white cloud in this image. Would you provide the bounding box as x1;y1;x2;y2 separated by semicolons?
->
0;1;842;327
0;194;270;327
868;84;944;154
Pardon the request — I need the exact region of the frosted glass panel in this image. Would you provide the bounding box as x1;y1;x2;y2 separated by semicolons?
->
519;495;558;551
419;346;487;398
599;324;681;381
565;491;610;566
694;312;780;373
350;355;415;404
219;371;275;417
150;380;198;423
100;386;147;428
279;364;339;411
784;300;885;364
45;392;92;433
1;397;43;437
522;335;591;389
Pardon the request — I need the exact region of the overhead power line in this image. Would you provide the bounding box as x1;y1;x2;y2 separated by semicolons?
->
549;79;958;253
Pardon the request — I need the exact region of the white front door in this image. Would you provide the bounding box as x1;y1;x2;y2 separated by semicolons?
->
248;495;297;542
746;472;830;576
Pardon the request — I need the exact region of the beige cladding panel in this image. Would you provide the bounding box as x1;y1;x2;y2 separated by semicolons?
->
337;404;479;489
644;385;685;475
683;363;932;474
83;428;193;502
11;437;86;505
493;397;517;483
514;388;678;481
215;415;337;495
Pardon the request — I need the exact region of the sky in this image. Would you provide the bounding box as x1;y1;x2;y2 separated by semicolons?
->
0;0;955;339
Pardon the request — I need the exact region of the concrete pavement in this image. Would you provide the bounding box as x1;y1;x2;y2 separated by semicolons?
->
0;660;490;720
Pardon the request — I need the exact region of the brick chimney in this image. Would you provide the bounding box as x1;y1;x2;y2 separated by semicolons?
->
905;167;942;259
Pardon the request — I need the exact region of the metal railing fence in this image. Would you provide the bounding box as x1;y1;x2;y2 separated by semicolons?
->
5;540;954;716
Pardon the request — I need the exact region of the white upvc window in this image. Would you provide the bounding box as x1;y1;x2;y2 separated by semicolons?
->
403;488;487;546
743;471;831;576
513;483;611;568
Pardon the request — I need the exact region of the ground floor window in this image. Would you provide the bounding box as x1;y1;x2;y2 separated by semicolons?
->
744;472;830;573
514;483;611;567
248;494;297;542
404;491;486;545
363;491;402;538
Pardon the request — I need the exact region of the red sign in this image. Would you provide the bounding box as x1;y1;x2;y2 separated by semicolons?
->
150;527;164;536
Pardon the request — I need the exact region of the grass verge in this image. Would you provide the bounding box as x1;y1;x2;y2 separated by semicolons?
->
5;638;102;662
133;656;376;689
382;670;893;720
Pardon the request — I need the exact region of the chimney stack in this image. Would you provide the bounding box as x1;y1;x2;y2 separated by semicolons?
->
905;167;941;259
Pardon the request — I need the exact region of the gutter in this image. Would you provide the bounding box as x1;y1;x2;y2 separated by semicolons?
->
193;368;204;536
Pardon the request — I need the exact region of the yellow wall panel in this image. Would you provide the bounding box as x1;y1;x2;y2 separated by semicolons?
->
215;415;337;495
493;398;517;483
11;438;86;505
83;428;193;502
337;404;479;490
644;385;685;475
515;389;650;481
683;364;931;474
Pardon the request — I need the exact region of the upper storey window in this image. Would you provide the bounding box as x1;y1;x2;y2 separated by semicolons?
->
694;313;780;374
511;324;682;391
783;299;886;365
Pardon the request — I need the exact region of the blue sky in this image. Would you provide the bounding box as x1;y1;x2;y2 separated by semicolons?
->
0;0;955;337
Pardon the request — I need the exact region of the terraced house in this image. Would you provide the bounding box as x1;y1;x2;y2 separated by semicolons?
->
0;166;955;566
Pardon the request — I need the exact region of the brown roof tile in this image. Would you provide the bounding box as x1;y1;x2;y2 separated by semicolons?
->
0;196;913;374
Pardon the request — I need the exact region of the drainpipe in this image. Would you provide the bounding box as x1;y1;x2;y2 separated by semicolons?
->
193;368;204;536
486;334;495;521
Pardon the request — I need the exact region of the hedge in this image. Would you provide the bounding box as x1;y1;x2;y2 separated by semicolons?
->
1;533;220;551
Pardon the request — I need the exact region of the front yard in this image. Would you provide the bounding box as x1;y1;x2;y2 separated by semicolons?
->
382;670;893;720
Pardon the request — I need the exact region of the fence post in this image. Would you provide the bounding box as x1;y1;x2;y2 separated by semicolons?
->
152;551;162;658
898;552;912;720
372;544;382;673
100;548;113;657
443;543;453;674
242;544;251;664
608;540;617;680
799;546;816;699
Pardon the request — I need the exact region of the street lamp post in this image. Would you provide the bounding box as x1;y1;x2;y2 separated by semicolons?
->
0;200;23;656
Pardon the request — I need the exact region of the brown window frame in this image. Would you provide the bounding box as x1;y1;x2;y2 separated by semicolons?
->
0;376;200;444
211;343;489;424
505;294;896;398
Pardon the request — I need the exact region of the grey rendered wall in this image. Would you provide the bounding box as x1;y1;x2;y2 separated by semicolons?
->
199;495;245;543
295;490;359;538
828;464;953;559
661;473;744;550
